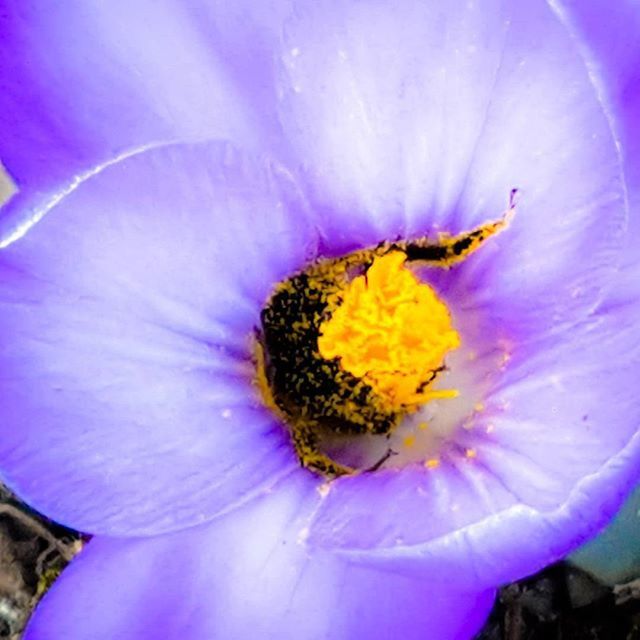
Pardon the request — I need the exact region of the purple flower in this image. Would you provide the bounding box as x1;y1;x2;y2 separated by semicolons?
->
1;1;640;639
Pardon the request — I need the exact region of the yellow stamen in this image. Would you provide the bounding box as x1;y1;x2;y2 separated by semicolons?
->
465;448;477;459
425;458;440;469
318;251;460;411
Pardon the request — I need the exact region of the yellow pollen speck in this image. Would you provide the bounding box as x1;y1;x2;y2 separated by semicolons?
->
317;251;460;411
425;458;440;469
474;402;485;412
465;448;477;459
418;422;429;431
403;435;416;448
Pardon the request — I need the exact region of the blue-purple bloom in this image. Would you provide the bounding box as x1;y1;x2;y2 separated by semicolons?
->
1;1;640;638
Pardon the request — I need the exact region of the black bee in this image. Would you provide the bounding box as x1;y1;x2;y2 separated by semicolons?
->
257;195;516;477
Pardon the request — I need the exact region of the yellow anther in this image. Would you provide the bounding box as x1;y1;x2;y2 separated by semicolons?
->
465;448;477;459
318;251;460;411
403;435;416;448
425;458;440;469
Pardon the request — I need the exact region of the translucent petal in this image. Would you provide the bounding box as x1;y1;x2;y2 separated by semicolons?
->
0;140;316;535
24;475;495;640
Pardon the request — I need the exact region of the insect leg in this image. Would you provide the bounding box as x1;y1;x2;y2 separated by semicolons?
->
291;421;355;478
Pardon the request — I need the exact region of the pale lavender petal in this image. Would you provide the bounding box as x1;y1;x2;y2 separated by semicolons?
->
349;428;640;590
277;0;625;337
554;1;640;308
306;305;640;588
0;0;288;220
553;1;640;584
555;0;640;101
0;140;316;535
2;0;637;605
24;474;495;640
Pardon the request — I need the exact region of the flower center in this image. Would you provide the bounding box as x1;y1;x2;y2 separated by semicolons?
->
317;251;460;409
256;200;514;478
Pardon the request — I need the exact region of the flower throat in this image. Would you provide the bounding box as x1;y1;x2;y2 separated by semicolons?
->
257;204;514;478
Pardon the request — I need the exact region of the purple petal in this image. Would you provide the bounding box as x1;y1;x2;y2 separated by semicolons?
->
344;428;640;591
0;140;317;535
277;0;625;333
0;1;287;213
555;1;640;308
555;0;640;232
306;306;640;587
555;0;640;101
607;77;640;309
24;474;494;640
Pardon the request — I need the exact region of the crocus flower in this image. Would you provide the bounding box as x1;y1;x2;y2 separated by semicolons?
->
1;1;640;639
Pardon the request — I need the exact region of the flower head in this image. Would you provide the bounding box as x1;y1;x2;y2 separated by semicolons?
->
1;1;640;639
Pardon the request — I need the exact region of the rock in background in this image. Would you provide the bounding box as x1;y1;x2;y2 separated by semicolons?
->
0;485;83;639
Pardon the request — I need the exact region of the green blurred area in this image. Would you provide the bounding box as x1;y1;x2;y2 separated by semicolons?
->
570;484;640;586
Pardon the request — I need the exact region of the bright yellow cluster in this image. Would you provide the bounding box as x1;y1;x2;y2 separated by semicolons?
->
318;251;460;410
